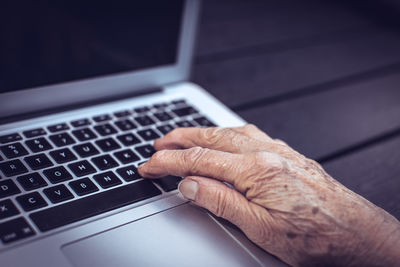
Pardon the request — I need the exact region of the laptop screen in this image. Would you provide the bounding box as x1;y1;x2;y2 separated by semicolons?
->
0;0;184;94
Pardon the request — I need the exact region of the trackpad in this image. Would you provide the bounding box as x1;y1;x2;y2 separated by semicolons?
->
62;204;261;267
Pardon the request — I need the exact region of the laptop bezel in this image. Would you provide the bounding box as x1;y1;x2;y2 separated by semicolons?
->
0;0;200;120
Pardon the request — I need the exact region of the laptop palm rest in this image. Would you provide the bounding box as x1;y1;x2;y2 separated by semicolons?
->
61;203;261;267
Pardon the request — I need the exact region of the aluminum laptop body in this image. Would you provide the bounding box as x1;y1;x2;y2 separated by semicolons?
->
0;1;285;266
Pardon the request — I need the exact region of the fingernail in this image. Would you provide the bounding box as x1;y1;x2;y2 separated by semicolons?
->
178;179;198;201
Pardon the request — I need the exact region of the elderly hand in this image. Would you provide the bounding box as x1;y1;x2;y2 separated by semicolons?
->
138;125;400;267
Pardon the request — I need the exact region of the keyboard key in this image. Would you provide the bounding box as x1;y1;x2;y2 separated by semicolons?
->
71;118;91;128
117;133;140;146
0;160;28;177
43;184;74;204
17;173;47;191
25;137;53;153
68;160;96;177
153;175;182;192
116;165;141;182
91;155;119;170
0;199;20;220
16;192;47;212
134;115;155;126
93;114;112;123
153;111;172;121
114;119;137;131
153;103;168;109
50;148;77;164
171;106;198;117
69;178;99;196
49;132;76;147
95;138;120;152
43;166;73;184
94;124;117;136
176;120;195;128
23;128;46;138
72;128;97;141
114;149;140;164
0;142;28;159
194;117;216;127
133;106;150;113
0;217;35;244
93;171;122;189
48;123;69;133
157;124;175;135
24;154;53;170
137;129;161;141
73;143;100;158
172;99;186;105
114;110;131;118
0;133;22;144
135;145;156;158
30;180;161;232
0;179;21;199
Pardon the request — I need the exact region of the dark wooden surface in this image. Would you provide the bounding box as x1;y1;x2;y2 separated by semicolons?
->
191;0;400;220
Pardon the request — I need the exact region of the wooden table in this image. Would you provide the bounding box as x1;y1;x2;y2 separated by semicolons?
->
192;0;400;220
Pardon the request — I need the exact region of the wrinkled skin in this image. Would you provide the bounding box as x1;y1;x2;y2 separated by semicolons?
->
138;125;400;267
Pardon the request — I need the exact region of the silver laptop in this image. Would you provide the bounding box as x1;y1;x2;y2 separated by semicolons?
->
0;1;286;266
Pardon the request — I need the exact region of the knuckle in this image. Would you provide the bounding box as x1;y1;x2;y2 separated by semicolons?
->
202;127;226;145
183;147;208;172
252;151;285;175
214;190;229;218
243;123;259;132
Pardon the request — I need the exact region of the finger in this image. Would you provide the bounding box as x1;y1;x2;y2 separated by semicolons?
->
154;126;274;154
231;124;273;142
179;176;274;244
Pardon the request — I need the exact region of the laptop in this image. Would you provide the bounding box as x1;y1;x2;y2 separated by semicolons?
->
0;1;286;266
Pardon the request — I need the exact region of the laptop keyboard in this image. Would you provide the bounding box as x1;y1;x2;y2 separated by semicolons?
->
0;99;216;245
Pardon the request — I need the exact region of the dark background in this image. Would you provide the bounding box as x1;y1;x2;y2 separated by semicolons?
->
192;0;400;219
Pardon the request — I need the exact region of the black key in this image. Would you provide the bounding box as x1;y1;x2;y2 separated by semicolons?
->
0;133;22;144
50;148;77;164
24;154;53;170
0;142;28;159
137;129;161;141
133;106;150;113
93;171;122;189
114;119;137;131
68;160;96;177
114;110;131;118
94;124;117;136
153;176;182;192
0;179;21;198
17;173;47;191
172;99;186;105
0;154;2;161
153;111;172;121
95;138;120;152
153;103;168;109
93;114;112;123
73;143;99;157
48;123;69;133
30;180;161;232
117;133;140;146
176;120;195;128
25;137;53;153
69;178;99;196
0;160;28;177
43;166;73;184
134;115;155;126
135;145;156;158
71;118;91;128
49;132;76;147
16;192;47;212
116;165;141;182
157;124;175;135
114;149;140;164
171;106;198;117
194;117;216;127
43;184;74;204
91;155;119;170
72;128;97;141
0;217;35;244
0;199;20;220
23;128;46;138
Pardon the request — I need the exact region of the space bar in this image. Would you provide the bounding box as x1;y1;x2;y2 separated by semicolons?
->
30;180;162;232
